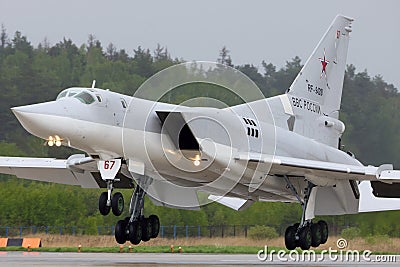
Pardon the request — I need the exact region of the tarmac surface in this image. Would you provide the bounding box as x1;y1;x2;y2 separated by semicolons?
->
0;252;398;266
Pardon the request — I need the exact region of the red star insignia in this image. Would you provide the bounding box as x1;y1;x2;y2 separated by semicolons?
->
318;49;329;78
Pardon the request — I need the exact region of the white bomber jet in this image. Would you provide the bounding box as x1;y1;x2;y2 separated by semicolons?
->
1;15;400;250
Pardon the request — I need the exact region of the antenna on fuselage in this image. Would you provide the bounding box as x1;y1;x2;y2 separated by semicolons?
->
91;80;96;88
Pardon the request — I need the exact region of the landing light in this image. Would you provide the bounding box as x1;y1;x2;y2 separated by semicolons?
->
54;135;62;147
47;135;63;147
47;136;54;146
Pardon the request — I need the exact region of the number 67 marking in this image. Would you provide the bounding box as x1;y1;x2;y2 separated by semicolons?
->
104;160;115;170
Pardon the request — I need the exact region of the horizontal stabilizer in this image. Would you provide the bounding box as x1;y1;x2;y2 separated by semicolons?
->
377;169;400;181
358;181;400;212
371;181;400;198
208;195;254;211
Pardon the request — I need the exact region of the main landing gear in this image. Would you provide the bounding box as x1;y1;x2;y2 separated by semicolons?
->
114;176;160;245
97;159;125;216
283;177;329;250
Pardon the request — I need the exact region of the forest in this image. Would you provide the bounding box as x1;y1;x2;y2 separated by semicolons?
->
0;26;399;238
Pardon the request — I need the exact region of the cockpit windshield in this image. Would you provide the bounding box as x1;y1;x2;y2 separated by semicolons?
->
56;91;68;99
56;88;96;105
74;91;96;104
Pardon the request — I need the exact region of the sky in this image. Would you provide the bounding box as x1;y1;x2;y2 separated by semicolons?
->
1;0;399;88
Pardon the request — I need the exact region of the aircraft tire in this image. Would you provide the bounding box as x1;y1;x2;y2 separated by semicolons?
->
149;215;160;238
298;226;312;250
128;221;142;245
284;225;297;250
99;192;110;216
318;220;329;244
115;219;127;244
111;192;124;216
141;218;152;242
310;223;322;247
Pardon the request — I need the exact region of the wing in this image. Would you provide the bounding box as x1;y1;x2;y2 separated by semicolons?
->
0;155;99;188
0;154;133;189
236;153;400;183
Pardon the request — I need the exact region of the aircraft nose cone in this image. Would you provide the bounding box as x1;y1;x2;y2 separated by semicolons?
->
11;101;66;139
11;105;32;119
11;103;50;125
11;105;37;126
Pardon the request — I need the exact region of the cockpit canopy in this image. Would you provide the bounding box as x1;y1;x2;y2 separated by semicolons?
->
56;88;97;105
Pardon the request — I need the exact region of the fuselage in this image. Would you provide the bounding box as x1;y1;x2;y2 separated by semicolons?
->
12;87;363;201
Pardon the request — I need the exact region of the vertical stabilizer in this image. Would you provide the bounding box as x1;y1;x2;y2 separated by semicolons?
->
287;15;353;119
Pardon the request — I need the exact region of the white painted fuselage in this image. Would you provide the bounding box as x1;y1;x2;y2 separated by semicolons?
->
12;87;362;204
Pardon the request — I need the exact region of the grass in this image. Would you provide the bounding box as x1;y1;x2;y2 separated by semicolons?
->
0;235;399;254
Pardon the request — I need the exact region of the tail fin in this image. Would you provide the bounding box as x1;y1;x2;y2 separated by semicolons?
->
287;15;354;119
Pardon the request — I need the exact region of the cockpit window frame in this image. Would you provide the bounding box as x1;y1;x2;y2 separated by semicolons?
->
56;89;83;100
56;90;68;100
56;88;98;105
67;91;78;97
74;91;96;105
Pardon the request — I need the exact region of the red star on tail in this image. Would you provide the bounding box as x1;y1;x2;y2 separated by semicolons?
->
318;49;329;78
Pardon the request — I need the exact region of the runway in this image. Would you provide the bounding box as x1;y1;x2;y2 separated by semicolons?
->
0;252;398;266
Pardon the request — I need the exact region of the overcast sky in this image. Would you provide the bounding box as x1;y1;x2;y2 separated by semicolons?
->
1;0;399;88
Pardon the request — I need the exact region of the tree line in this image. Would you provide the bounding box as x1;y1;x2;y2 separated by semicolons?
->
0;27;399;237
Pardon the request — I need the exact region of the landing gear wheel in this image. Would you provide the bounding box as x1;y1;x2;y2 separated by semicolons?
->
149;215;160;238
310;223;322;247
128;221;142;245
115;219;127;244
141;218;152;242
112;192;124;216
99;192;110;216
298;226;312;250
318;220;328;244
284;225;297;250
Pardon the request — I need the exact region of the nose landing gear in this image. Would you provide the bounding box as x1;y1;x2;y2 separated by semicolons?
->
97;159;124;216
